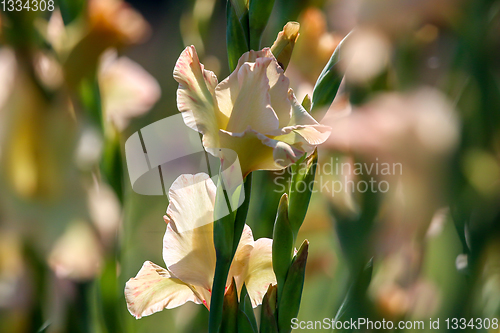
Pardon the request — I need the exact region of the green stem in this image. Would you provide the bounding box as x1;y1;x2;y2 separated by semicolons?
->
209;174;252;333
208;258;232;333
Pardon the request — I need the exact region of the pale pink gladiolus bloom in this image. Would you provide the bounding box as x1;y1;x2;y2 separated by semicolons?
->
173;46;331;177
125;173;276;319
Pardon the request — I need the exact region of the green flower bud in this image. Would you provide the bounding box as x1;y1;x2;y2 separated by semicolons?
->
288;149;318;237
272;193;294;302
221;278;238;333
260;285;278;333
277;240;309;333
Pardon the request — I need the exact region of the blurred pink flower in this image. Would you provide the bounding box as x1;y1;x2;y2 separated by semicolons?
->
98;50;161;131
325;88;459;251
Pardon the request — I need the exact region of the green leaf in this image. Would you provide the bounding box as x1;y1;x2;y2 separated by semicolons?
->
311;32;352;112
237;285;258;333
248;0;276;50
59;0;86;25
272;193;293;303
227;0;249;72
229;0;248;20
333;259;373;332
277;240;309;333
328;163;379;271
301;94;312;113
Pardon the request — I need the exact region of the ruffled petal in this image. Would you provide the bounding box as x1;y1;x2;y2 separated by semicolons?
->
215;48;291;132
243;238;276;307
287;88;322;126
162;174;217;291
270;89;331;152
224;57;279;134
125;261;199;319
174;46;226;148
266;55;292;129
272;124;331;154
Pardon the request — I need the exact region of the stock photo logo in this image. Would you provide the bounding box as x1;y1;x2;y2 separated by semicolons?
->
124;113;245;224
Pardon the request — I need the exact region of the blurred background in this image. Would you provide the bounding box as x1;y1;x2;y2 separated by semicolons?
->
0;0;500;332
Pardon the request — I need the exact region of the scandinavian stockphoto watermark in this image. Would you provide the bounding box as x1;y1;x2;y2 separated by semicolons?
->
124;113;246;226
274;157;403;196
291;317;499;330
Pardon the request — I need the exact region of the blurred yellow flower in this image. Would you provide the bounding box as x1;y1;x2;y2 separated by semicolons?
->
125;173;276;319
173;46;331;177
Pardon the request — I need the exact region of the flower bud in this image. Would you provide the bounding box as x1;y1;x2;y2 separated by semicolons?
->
259;284;278;333
288;149;318;236
277;240;309;333
221;278;238;333
272;193;293;301
271;22;300;71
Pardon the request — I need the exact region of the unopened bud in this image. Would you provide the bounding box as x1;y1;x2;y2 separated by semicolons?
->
271;22;300;71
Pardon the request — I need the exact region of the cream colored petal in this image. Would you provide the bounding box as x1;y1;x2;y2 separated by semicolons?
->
287;89;321;126
215;49;271;122
227;225;254;291
174;46;226;148
163;222;216;291
270;89;331;152
224;58;279;134
266;57;292;129
215;48;291;129
125;261;199;319
165;173;217;232
273;124;331;153
163;174;217;291
194;286;212;309
243;238;276;307
219;127;302;176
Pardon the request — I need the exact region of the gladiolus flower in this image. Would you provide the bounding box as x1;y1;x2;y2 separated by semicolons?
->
125;173;276;319
173;46;331;177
